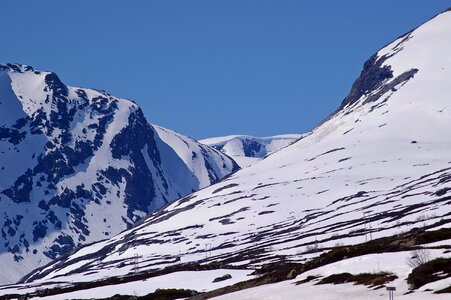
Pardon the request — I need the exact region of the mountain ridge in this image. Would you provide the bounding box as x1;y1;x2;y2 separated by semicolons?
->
19;10;451;294
0;63;238;284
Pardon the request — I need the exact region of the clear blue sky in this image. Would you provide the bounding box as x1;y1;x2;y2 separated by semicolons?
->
1;1;450;139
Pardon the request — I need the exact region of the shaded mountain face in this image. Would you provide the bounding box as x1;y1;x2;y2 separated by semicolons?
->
23;9;451;286
0;64;238;284
200;134;303;167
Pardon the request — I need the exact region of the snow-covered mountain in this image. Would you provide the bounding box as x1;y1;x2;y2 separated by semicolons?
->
200;134;302;167
18;9;451;294
2;6;451;299
0;64;239;284
151;125;239;191
4;7;451;299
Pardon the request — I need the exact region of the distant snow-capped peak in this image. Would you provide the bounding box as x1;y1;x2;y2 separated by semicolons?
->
200;134;303;167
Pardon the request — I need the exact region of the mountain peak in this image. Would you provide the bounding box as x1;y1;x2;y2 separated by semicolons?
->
0;63;35;73
201;134;303;167
0;63;239;284
24;10;451;293
322;8;451;133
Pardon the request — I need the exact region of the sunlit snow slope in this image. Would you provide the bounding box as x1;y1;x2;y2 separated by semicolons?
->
22;9;451;291
200;134;302;167
0;64;238;284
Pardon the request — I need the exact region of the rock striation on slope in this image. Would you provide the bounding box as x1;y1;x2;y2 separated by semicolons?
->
19;9;451;287
0;64;238;284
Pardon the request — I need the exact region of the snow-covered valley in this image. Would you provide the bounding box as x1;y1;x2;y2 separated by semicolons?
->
1;6;451;300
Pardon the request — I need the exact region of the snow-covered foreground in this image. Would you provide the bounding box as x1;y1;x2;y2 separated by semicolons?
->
4;238;449;299
0;234;449;299
215;250;451;300
12;269;252;299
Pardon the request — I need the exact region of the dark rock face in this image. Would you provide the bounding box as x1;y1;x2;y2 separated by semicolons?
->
108;108;161;222
2;169;33;203
363;68;418;106
339;53;394;110
210;138;264;158
241;139;263;157
325;35;418;119
0;127;26;145
44;235;75;260
212;274;232;283
0;63;238;284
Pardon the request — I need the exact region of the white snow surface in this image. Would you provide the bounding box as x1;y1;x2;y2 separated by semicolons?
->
200;134;302;167
0;269;253;299
214;250;451;300
153;125;237;188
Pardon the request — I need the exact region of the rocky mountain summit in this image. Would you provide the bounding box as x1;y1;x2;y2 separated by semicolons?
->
0;64;238;283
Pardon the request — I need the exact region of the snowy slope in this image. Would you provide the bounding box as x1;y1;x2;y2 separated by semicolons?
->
0;64;238;284
153;125;238;187
200;134;302;167
18;9;451;288
6;269;254;299
17;9;451;292
10;8;451;298
215;249;451;300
